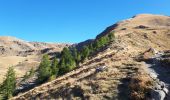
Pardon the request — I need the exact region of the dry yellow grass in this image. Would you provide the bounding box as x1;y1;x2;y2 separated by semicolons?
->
0;36;68;83
0;55;41;83
129;74;153;100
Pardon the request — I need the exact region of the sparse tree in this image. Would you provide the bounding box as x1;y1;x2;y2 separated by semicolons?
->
59;58;67;75
72;47;81;65
38;54;51;83
76;52;82;64
108;32;115;42
0;66;16;99
81;46;90;61
22;67;35;82
59;47;76;75
51;58;59;76
88;43;94;53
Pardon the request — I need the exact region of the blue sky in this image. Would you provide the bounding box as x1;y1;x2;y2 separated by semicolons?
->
0;0;169;43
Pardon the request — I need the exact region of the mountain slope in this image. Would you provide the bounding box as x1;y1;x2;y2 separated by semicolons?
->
11;14;170;99
0;36;70;83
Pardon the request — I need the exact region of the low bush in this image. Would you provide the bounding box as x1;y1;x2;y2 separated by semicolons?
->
129;75;153;100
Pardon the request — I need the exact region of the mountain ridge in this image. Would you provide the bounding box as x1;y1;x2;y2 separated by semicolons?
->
10;14;170;100
97;13;170;38
1;13;170;100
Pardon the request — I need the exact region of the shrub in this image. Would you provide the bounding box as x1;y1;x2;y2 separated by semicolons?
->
129;75;153;100
22;67;35;82
48;75;56;82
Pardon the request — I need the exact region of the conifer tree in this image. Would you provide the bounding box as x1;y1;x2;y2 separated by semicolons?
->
38;54;51;83
59;58;66;75
81;46;90;61
72;47;81;64
76;52;82;64
0;66;16;99
88;43;94;53
59;47;76;75
108;32;115;42
51;58;59;76
22;68;35;82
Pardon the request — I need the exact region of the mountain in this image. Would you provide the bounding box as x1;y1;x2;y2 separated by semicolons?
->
7;14;170;99
0;36;70;56
0;36;70;83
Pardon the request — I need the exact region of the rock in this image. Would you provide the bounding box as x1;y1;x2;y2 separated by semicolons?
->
163;88;169;95
96;66;107;72
151;89;166;100
143;33;148;39
150;72;158;80
135;25;149;29
153;31;157;34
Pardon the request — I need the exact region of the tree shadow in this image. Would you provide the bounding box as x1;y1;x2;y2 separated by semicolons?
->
145;57;170;100
117;78;131;100
145;58;170;84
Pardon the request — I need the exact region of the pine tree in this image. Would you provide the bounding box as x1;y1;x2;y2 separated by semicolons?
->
0;66;16;99
29;67;35;77
72;47;80;64
63;47;76;71
22;67;35;82
76;52;82;64
108;32;115;42
88;43;94;53
59;47;76;75
93;39;101;50
81;46;90;61
38;54;51;83
51;58;59;76
58;58;66;75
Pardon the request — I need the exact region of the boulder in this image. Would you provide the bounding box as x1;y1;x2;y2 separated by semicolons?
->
151;89;166;100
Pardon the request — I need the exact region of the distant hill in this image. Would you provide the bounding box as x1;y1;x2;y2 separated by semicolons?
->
0;36;70;56
0;36;70;83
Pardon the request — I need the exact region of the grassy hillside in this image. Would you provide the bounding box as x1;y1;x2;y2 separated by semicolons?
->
5;14;170;100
